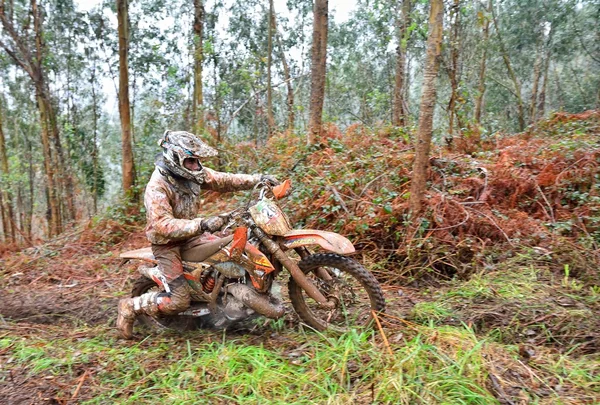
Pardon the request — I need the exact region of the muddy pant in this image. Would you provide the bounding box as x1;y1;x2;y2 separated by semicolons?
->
135;232;222;316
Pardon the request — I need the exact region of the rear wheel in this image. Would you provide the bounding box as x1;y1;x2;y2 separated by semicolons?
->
288;253;385;332
131;276;195;331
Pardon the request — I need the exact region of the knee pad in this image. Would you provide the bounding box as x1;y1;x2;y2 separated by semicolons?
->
156;276;191;315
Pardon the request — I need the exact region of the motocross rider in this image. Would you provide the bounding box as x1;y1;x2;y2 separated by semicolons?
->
116;130;278;339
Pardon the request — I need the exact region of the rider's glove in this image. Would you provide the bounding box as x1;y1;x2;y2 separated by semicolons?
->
201;216;226;232
261;174;280;187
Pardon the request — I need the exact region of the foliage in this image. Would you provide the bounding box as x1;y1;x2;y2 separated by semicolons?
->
215;111;600;288
1;0;600;240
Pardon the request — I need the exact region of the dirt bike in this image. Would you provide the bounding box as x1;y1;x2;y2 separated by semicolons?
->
119;180;385;333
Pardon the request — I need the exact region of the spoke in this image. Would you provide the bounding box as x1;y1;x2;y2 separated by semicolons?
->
301;264;373;330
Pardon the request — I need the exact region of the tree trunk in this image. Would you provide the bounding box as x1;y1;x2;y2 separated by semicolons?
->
409;0;443;215
0;105;16;242
32;0;62;235
474;0;491;124
57;32;75;226
33;0;70;232
490;0;525;131
273;16;294;132
44;95;73;226
117;0;135;195
537;54;551;120
36;91;61;237
26;136;34;240
447;0;461;139
307;0;328;145
529;40;543;124
91;60;99;214
392;0;411;127
537;26;554;121
193;0;204;135
0;192;6;242
212;52;224;168
32;0;61;235
266;0;276;136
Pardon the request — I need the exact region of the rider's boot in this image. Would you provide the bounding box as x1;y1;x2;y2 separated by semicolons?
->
116;298;137;339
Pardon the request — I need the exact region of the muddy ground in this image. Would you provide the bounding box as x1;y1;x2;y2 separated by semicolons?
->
0;236;415;404
0;229;598;404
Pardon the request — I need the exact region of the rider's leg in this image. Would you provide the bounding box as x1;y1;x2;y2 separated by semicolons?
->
117;242;189;339
116;234;220;339
116;275;191;339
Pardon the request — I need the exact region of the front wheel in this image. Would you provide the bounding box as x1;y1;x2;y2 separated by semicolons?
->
288;253;385;332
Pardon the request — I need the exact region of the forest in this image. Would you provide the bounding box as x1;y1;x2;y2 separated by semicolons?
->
0;0;599;403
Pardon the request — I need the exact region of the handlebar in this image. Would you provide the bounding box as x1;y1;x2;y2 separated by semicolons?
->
215;179;292;232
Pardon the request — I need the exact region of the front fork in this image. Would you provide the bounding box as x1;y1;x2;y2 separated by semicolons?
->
251;227;336;309
295;247;333;281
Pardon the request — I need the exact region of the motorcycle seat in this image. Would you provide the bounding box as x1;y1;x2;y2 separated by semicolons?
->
181;235;234;262
119;235;234;263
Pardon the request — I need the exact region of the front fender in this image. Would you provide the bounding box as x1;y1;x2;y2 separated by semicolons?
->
281;229;355;254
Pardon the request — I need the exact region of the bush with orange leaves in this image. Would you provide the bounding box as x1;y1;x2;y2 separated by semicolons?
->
216;111;600;283
5;111;596;284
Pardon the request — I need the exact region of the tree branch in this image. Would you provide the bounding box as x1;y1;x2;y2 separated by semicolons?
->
487;74;518;98
223;73;309;136
0;38;34;78
572;20;600;64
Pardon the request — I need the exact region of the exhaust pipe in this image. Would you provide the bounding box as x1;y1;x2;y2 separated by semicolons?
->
227;283;285;319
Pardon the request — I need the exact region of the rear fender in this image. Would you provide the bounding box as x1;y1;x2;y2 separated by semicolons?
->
281;229;355;254
119;247;157;264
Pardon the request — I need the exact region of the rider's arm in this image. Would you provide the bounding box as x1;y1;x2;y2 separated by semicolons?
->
144;184;203;244
202;167;261;193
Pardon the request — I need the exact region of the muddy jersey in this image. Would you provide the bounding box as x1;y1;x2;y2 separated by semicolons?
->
144;166;260;245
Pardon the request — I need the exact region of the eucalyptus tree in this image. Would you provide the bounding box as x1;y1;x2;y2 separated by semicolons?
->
0;98;15;242
393;0;412;127
326;0;417;128
473;0;491;125
547;0;599;113
117;0;135;196
225;0;307;138
45;0;105;221
220;0;277;143
0;0;67;236
193;0;205;134
266;0;275;136
307;0;328;144
409;0;443;215
271;0;295;131
0;55;43;242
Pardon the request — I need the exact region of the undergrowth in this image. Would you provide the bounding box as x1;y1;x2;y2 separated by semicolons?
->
408;249;600;355
214;110;600;287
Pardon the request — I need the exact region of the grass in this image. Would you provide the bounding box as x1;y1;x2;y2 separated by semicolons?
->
443;265;539;300
1;278;599;405
1;248;598;404
0;324;501;404
1;249;598;404
4;320;596;404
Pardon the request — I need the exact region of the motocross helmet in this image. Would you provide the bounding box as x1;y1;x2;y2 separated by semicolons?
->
158;130;218;184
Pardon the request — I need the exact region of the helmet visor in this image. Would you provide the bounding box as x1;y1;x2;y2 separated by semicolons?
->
182;157;203;172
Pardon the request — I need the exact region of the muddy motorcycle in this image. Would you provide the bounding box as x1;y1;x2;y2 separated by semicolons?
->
120;180;385;333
